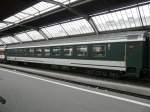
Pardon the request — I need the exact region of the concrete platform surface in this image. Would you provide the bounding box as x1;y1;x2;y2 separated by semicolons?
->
0;68;150;112
0;64;150;97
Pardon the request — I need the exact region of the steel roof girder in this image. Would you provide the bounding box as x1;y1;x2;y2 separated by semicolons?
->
43;0;99;35
25;32;34;41
0;39;6;45
0;0;92;33
37;29;49;40
43;0;88;18
12;35;23;44
88;17;99;35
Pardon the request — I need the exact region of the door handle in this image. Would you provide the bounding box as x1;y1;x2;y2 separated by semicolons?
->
0;96;6;104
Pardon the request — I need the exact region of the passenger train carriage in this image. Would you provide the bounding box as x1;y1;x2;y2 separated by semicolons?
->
0;31;150;78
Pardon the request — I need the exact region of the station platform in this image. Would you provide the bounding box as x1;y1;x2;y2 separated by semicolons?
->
0;63;149;97
0;67;150;112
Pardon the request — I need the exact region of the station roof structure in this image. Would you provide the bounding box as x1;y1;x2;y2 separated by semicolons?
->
0;0;150;46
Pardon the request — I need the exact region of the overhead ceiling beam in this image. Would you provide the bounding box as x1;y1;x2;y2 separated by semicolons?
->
42;0;87;18
60;24;70;37
37;29;49;40
0;0;92;34
26;32;34;41
0;21;39;31
0;39;6;46
0;21;14;24
43;0;99;35
20;12;35;16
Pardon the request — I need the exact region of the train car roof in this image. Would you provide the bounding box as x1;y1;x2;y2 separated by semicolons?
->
6;31;147;49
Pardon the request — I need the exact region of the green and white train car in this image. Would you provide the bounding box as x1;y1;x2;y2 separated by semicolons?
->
4;31;150;78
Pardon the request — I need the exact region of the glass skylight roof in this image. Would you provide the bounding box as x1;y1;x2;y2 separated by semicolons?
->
15;33;33;42
4;1;58;24
15;12;29;19
139;4;150;25
33;1;59;14
1;1;150;46
61;19;94;35
0;30;46;45
0;23;7;29
2;0;79;28
4;16;20;23
0;41;3;45
41;19;94;38
55;0;79;5
26;30;45;40
41;24;67;38
1;36;19;44
14;30;47;42
92;4;150;31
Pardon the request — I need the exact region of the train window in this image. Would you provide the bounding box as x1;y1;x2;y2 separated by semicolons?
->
44;47;51;57
64;46;73;56
22;49;26;56
29;48;34;56
77;45;88;56
29;48;34;53
17;48;24;56
9;49;14;56
14;49;18;56
35;48;42;57
24;48;28;56
92;45;106;57
52;47;61;56
13;49;17;56
108;44;111;50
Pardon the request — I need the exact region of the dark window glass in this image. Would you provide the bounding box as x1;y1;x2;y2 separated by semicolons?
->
77;45;88;56
92;45;106;57
29;48;34;56
52;47;61;56
35;48;42;57
25;48;29;56
7;49;13;56
44;47;51;57
13;49;17;56
17;48;24;56
64;46;73;56
21;48;27;56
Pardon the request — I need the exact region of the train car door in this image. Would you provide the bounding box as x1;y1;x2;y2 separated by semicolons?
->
126;41;144;77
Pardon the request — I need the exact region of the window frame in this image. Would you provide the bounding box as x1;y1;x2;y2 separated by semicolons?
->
92;44;107;57
44;47;51;57
29;48;35;57
63;46;73;57
76;45;88;57
52;46;61;56
35;47;43;57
